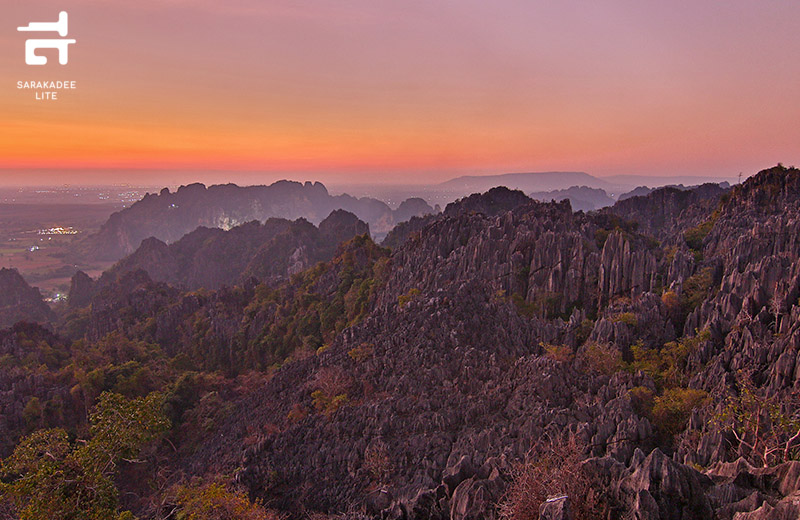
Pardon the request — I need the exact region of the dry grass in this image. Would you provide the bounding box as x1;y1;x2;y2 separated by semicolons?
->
498;434;607;520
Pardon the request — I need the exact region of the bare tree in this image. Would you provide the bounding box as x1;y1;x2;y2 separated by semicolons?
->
714;373;800;467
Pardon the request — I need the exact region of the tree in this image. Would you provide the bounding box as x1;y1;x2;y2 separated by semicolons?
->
769;284;784;333
0;391;169;520
172;476;282;520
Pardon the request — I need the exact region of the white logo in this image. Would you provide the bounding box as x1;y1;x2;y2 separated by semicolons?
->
17;11;76;65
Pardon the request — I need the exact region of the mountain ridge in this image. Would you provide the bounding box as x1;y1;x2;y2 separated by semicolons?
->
88;209;370;293
78;180;433;261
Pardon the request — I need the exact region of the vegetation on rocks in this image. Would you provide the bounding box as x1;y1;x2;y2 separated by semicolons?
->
0;392;168;520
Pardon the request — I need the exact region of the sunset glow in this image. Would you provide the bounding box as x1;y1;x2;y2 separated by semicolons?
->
3;0;799;185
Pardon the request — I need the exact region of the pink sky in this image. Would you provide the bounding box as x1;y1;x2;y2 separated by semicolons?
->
2;0;799;186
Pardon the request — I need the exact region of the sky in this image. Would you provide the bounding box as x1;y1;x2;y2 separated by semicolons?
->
2;0;799;186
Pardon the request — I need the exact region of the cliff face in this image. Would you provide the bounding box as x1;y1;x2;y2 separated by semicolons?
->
0;268;54;328
79;181;432;261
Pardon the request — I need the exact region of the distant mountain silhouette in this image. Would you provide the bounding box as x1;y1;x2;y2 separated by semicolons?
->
618;182;732;202
603;174;739;189
438;171;614;194
78;181;432;261
529;185;615;211
436;171;737;201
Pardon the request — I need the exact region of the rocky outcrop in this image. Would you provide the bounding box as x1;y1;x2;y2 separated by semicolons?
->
583;451;800;520
598;231;658;303
86;269;181;343
539;496;572;520
0;268;54;328
618;448;713;518
67;270;95;308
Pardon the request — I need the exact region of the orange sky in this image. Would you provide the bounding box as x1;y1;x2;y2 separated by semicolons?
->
2;1;799;186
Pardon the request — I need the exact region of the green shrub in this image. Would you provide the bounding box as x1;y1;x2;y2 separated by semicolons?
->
662;290;680;317
629;331;709;391
348;343;374;362
21;397;42;431
575;318;594;346
312;391;349;415
543;343;573;363
174;476;280;520
310;367;351;416
684;220;714;251
610;312;638;327
683;267;715;311
579;343;623;376
0;392;169;520
652;387;708;436
629;386;655;417
398;288;421;308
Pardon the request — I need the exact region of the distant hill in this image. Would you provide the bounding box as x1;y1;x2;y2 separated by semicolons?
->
606;182;729;239
603;174;738;190
529;185;615;211
438;171;614;195
436;171;736;201
618;182;731;201
78;181;433;261
618;185;658;201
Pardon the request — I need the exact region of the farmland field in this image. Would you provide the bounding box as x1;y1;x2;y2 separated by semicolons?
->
0;203;121;298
